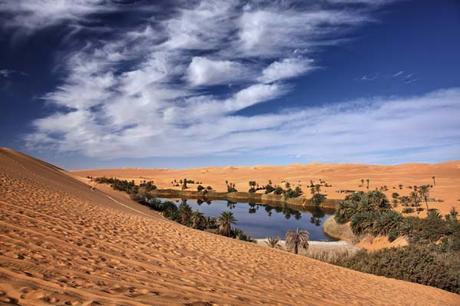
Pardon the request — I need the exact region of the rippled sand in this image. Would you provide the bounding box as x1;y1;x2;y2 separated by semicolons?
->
1;148;459;305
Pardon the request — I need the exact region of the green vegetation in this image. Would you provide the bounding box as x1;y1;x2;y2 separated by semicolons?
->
310;184;327;206
226;181;238;193
95;177;142;193
217;211;236;236
263;182;303;198
96;177;254;242
334;190;460;293
339;245;459;293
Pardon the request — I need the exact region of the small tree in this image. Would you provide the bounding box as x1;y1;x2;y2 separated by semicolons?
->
217;211;237;237
248;180;257;193
310;184;321;195
445;207;458;222
178;201;192;225
391;192;400;207
311;193;326;206
273;186;284;195
400;196;410;207
418;185;431;211
191;211;206;229
266;236;280;248
285;228;310;254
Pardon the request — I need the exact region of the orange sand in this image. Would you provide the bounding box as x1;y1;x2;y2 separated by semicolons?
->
74;161;460;216
1;148;459;305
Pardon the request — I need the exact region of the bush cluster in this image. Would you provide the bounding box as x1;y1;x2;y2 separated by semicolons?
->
334;190;460;293
339;245;459;293
95;177;141;193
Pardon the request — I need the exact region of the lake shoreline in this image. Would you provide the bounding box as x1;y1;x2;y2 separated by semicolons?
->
148;188;339;210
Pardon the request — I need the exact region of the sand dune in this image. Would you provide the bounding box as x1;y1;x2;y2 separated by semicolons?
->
74;161;460;216
1;148;459;305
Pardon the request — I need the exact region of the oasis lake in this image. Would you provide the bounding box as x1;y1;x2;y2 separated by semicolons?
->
159;198;335;241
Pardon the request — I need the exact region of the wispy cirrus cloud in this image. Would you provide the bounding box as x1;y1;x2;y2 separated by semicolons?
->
0;0;117;33
9;0;457;164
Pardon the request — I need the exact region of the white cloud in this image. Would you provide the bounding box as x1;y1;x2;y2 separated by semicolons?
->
0;69;12;78
28;81;460;161
22;0;459;164
186;57;252;86
0;0;114;32
259;58;315;83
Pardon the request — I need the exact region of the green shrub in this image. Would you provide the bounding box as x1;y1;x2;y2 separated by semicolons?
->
402;207;414;214
372;210;403;237
350;211;379;235
335;191;390;224
265;184;275;194
273;186;284;195
310;193;326;206
339;245;460;293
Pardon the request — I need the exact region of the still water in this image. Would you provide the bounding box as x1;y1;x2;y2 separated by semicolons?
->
159;198;335;241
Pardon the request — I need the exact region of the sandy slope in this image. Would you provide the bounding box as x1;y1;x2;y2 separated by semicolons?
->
74;161;460;216
1;148;459;305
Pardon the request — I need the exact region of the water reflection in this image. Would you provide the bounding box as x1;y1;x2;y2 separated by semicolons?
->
159;197;335;241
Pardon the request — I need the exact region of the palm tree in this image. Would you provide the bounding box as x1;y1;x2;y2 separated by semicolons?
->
432;176;436;186
217;211;237;237
285;228;310;254
191;211;206;229
410;191;421;213
266;236;280;248
418;185;431;211
178;201;192;225
366;179;370;190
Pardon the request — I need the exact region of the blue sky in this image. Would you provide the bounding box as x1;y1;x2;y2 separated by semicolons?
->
0;0;459;169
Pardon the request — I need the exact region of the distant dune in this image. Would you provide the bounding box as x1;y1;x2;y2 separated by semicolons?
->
1;148;459;305
74;161;460;216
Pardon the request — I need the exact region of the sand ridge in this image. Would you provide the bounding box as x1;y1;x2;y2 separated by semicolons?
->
1;148;459;305
74;161;460;216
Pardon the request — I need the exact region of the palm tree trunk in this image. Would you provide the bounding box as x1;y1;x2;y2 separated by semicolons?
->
294;244;298;254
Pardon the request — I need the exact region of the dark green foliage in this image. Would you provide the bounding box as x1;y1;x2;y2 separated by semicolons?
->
402;207;414;214
372;210;404;239
264;184;275;194
95;177;138;193
226;182;237;193
197;185;205;192
191;211;206;230
273;186;284;195
285;186;303;198
335;191;390;224
232;228;255;242
339;245;460;293
178;201;193;225
350;211;380;236
139;180;157;192
310;193;326;206
335;190;460;293
248;181;257;193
